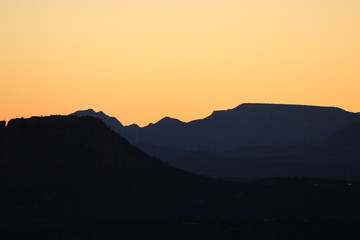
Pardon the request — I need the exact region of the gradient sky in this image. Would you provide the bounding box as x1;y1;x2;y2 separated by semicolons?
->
1;0;359;126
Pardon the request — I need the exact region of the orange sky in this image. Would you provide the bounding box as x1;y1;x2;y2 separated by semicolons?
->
1;0;359;126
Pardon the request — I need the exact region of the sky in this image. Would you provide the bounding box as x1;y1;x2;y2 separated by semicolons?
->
1;0;359;126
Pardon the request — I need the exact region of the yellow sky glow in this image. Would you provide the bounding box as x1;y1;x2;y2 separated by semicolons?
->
1;0;359;126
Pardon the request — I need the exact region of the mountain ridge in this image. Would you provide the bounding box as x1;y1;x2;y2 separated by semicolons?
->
71;103;360;152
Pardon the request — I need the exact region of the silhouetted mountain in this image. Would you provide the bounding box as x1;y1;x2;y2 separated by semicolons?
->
132;104;360;151
144;122;360;181
0;116;250;219
0;116;227;195
2;116;360;239
71;109;128;134
71;104;360;152
0;116;162;182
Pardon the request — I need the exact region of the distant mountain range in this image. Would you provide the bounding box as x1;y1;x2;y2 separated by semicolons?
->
71;104;360;180
140;121;360;180
71;103;360;152
2;115;360;239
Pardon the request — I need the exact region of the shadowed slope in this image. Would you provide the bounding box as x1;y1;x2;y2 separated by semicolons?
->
148;121;360;180
328;121;360;146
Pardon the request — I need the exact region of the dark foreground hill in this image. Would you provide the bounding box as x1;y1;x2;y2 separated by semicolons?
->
1;116;360;239
141;122;360;181
0;116;227;218
72;104;360;152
